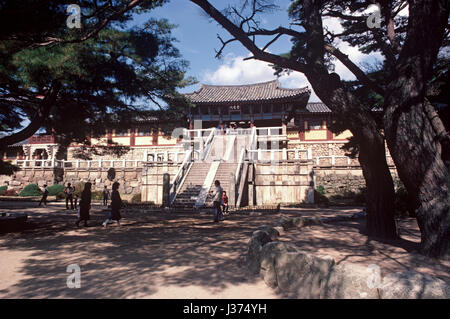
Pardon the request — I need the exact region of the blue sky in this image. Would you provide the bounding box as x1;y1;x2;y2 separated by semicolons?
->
132;1;387;103
133;1;313;93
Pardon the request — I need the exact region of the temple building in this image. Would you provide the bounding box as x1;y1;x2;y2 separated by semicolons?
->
2;80;393;206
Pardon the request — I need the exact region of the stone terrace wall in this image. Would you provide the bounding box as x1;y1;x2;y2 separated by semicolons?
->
141;163;180;205
0;167;61;190
314;168;399;196
64;167;142;196
0;166;143;197
251;161;315;205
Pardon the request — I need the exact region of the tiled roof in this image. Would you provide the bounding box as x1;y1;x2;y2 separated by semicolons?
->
8;139;28;147
184;80;310;104
305;102;331;113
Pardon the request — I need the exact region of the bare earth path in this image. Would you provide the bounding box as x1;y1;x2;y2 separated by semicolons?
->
1;202;448;298
0;201;296;299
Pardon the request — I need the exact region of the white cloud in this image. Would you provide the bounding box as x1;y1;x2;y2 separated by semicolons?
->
202;11;389;104
322;15;385;81
202;53;321;101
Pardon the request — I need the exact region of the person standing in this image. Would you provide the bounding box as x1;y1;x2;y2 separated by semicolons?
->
76;182;91;227
102;186;110;206
102;182;122;227
38;184;49;207
74;194;79;210
221;191;229;215
210;180;223;223
65;183;74;210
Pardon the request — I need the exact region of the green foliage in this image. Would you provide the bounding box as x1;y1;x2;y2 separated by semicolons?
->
0;160;20;176
0;185;7;194
91;191;103;200
47;184;65;196
19;184;42;197
72;182;103;200
73;182;86;198
56;192;66;200
131;193;142;203
314;190;329;206
0;0;195;172
316;185;325;195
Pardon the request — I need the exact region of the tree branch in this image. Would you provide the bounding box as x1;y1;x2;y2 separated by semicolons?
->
324;44;385;95
26;0;145;50
0;82;61;150
191;0;308;73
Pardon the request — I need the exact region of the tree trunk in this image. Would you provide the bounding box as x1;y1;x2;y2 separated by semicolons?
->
307;71;398;239
357;128;397;239
383;0;450;259
384;95;450;258
190;0;398;240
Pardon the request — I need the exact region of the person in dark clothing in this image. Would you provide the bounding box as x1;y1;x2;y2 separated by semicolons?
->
102;182;122;227
76;182;92;227
38;184;49;207
102;186;110;206
74;194;79;210
65;183;74;210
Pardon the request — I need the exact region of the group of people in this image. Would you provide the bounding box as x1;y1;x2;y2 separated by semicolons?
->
38;179;229;226
62;183;78;210
75;182;122;228
217;123;240;135
38;182;123;228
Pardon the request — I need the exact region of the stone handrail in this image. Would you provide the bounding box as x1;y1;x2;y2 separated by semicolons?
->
201;128;216;160
169;149;192;204
247;149;309;162
314;155;394;167
233;148;246;206
248;126;257;160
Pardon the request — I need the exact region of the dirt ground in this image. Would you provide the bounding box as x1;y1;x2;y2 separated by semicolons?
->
0;201;448;298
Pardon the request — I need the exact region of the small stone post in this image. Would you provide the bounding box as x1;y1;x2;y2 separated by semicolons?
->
229;172;236;208
162;173;170;207
248;163;254;207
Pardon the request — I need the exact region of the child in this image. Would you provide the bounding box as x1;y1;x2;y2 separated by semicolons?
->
222;191;229;215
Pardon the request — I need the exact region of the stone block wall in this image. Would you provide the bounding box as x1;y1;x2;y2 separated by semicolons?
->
315;168;399;196
251;161;315;205
0;168;59;190
288;141;347;156
141;163;181;205
63;167;143;196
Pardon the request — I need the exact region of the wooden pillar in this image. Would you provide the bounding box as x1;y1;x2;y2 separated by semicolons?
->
107;130;112;145
130;128;136;146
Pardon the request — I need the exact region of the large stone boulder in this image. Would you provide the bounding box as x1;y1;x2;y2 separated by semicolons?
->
292;217;306;228
246;230;272;274
257;226;281;241
320;262;381;299
380;271;449;299
275;251;335;298
260;242;300;288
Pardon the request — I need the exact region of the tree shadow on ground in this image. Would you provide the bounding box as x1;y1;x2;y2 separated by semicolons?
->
280;218;450;283
0;203;290;298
